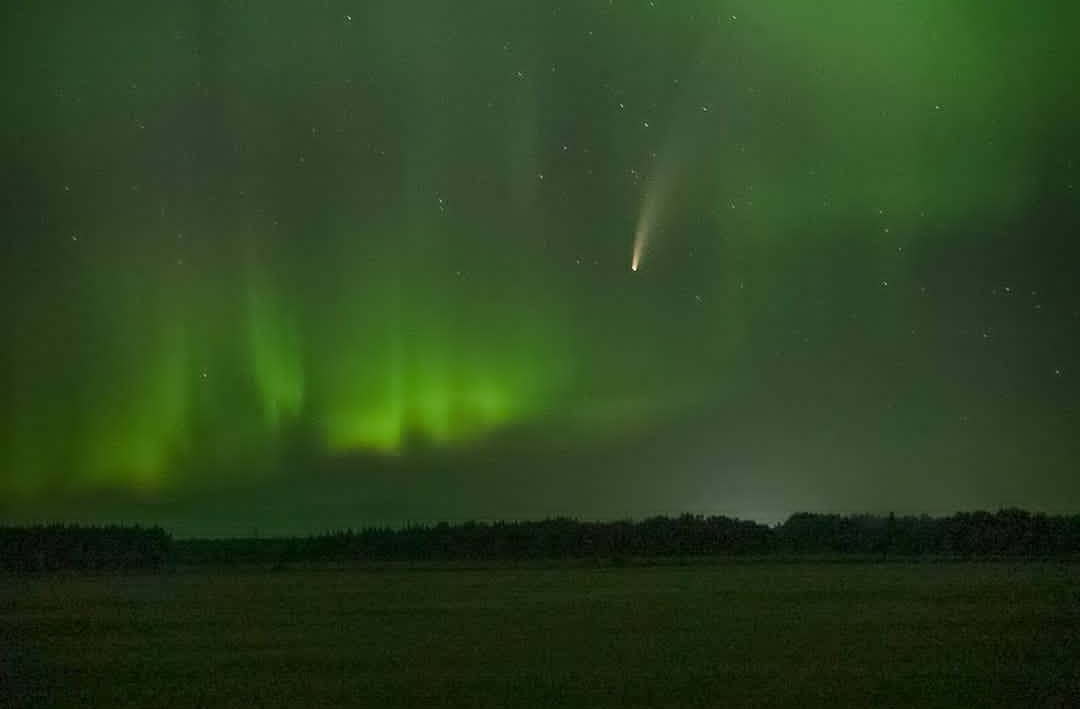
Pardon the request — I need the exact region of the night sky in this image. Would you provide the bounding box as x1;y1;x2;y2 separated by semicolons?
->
3;2;1078;536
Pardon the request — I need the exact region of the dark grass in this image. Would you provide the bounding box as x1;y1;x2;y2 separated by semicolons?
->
2;562;1079;708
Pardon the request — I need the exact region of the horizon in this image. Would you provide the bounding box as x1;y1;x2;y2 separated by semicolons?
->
6;507;1078;542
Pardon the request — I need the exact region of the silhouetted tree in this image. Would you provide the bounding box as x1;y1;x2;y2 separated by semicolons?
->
6;510;1080;571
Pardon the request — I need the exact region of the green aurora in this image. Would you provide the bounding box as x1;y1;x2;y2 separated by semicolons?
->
2;1;1078;533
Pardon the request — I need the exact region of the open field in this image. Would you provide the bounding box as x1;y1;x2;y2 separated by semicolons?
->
2;562;1079;708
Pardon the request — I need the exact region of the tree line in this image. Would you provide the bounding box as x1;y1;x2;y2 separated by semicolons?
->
3;509;1080;570
0;524;171;571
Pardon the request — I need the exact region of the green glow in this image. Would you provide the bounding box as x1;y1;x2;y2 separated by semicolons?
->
324;375;524;456
78;332;190;491
245;260;306;430
316;270;561;455
1;1;1077;514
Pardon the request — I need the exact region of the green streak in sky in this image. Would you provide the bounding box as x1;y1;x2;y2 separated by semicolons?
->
1;0;1077;512
313;236;565;455
245;256;306;431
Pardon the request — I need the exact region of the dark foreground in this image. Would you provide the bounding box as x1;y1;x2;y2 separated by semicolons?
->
2;562;1078;708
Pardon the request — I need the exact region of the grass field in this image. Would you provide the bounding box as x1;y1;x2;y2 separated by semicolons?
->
2;562;1078;708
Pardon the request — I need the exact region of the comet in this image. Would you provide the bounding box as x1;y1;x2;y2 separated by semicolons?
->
630;226;645;271
630;179;661;272
626;31;725;273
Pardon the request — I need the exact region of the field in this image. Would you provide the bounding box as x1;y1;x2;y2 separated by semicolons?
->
2;562;1079;708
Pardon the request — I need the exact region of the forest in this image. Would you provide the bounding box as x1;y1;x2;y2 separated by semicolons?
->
3;509;1080;571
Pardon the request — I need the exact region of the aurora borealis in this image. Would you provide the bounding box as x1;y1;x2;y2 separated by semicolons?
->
2;2;1078;535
